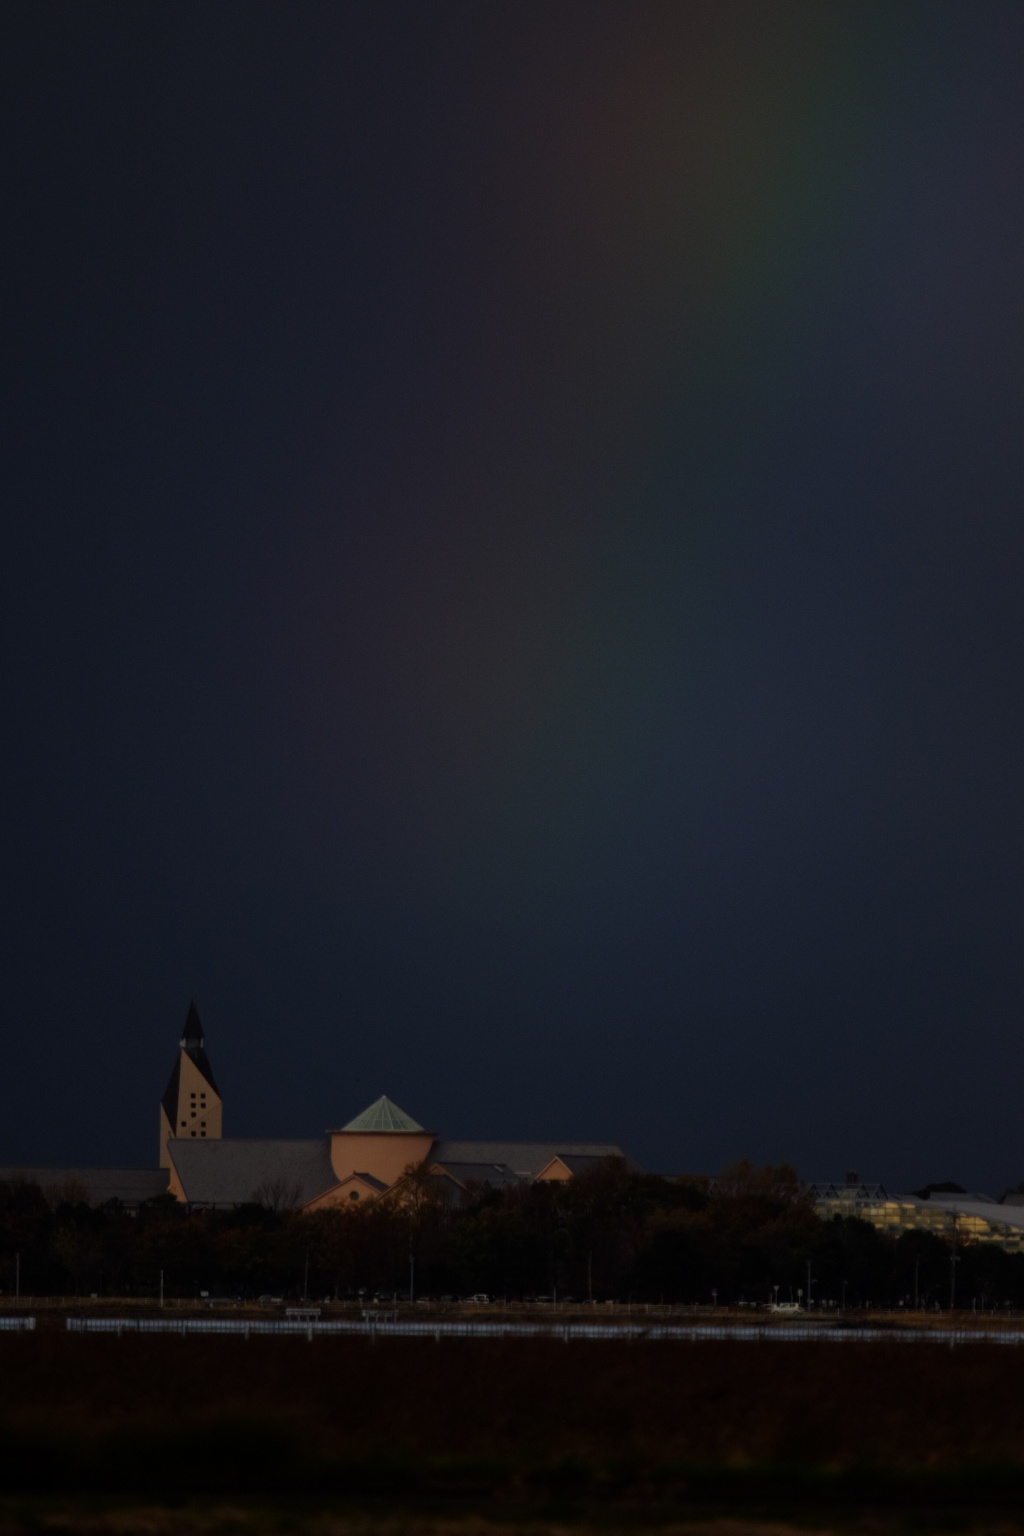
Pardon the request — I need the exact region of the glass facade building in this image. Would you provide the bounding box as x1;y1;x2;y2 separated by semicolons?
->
812;1183;1024;1254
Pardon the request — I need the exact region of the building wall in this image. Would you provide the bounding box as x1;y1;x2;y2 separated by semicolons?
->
165;1156;187;1202
815;1195;1024;1254
535;1157;573;1181
159;1105;174;1170
328;1130;434;1188
161;1051;223;1167
303;1173;384;1212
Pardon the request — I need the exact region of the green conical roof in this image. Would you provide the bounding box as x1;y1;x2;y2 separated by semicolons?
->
341;1095;423;1133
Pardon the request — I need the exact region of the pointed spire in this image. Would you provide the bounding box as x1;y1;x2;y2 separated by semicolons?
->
180;998;203;1049
174;999;219;1094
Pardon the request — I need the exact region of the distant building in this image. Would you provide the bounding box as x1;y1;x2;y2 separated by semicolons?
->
812;1181;1024;1254
166;1092;630;1210
0;1004;633;1213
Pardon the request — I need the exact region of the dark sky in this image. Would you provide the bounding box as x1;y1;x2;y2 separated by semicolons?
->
3;2;1024;1192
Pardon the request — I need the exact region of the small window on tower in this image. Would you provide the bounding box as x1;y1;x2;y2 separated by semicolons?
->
191;1131;196;1137
180;1121;187;1128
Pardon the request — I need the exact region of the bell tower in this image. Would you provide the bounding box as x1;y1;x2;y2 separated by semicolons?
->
159;1000;223;1168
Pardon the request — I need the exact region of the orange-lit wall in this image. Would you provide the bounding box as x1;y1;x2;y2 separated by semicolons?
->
328;1130;434;1187
165;1155;187;1202
535;1157;573;1182
304;1173;383;1213
161;1051;223;1167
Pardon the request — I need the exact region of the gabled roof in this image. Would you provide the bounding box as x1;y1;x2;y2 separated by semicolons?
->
300;1169;392;1213
428;1140;629;1178
340;1095;423;1133
538;1153;613;1177
167;1138;337;1208
349;1170;389;1192
430;1161;523;1190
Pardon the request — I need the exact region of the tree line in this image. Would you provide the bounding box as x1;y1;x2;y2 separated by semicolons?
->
1;1159;1021;1308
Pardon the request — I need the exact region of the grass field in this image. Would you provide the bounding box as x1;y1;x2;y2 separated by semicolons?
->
4;1333;1024;1532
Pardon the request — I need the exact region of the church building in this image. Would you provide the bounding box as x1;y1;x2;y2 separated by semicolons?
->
0;1004;634;1211
160;1005;632;1209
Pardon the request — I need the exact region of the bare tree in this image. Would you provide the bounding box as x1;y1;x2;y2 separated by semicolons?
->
252;1179;303;1212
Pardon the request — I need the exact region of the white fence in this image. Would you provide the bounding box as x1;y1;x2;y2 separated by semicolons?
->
0;1317;35;1331
63;1316;1024;1344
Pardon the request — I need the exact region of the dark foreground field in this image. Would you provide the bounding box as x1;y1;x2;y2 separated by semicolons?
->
4;1333;1024;1533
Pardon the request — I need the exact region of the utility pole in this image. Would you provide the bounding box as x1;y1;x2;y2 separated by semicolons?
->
806;1260;813;1310
15;1253;20;1302
408;1249;415;1305
159;1268;164;1308
913;1256;919;1310
949;1212;959;1312
303;1249;309;1302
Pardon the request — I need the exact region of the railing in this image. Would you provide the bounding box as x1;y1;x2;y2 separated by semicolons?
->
0;1317;35;1331
62;1316;1024;1344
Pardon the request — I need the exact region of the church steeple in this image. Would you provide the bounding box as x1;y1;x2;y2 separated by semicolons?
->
181;998;203;1048
159;1000;223;1167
